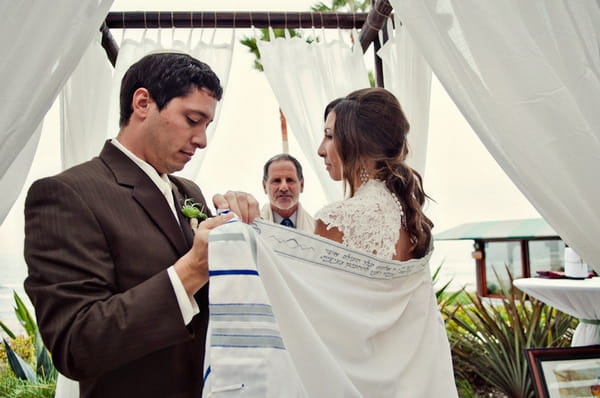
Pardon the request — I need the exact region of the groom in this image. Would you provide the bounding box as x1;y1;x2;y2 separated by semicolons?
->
24;52;258;397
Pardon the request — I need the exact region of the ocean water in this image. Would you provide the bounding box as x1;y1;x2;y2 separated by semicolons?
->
0;253;29;335
0;240;477;337
430;240;478;291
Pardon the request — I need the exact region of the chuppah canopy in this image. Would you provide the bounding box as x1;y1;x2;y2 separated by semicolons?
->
393;0;600;273
0;0;115;224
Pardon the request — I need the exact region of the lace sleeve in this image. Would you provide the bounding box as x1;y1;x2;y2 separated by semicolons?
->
315;194;401;259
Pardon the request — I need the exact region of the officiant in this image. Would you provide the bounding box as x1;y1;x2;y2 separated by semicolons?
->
260;153;315;232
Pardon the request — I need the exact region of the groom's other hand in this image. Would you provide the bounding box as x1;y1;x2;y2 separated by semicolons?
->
213;191;260;224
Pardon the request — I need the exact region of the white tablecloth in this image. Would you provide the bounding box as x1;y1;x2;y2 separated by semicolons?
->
513;277;600;346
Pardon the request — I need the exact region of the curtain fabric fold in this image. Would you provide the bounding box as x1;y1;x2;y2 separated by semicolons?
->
258;29;370;203
60;33;114;170
0;0;114;225
393;0;600;271
377;15;432;177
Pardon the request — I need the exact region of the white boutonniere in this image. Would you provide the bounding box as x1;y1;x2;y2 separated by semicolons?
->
180;198;207;234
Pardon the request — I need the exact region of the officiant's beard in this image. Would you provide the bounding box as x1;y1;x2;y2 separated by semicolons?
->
272;197;299;212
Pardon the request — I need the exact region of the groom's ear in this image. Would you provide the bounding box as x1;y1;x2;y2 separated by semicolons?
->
131;88;152;120
262;180;267;194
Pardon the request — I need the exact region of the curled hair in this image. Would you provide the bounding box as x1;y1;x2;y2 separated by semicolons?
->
119;52;223;127
326;88;434;258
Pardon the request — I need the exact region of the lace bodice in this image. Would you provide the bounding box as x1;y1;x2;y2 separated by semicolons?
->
314;179;404;259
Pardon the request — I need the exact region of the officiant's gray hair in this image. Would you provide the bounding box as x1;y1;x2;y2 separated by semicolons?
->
262;154;304;182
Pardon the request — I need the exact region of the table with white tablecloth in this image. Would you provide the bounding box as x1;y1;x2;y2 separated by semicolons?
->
513;277;600;346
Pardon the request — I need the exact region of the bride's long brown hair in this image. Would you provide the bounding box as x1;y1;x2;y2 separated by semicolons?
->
324;88;434;258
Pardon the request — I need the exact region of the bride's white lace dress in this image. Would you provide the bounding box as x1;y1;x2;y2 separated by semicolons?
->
315;179;405;259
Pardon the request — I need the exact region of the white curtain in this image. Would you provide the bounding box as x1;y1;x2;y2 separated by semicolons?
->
60;33;114;169
392;0;600;272
258;28;371;203
103;27;235;181
377;15;432;177
0;0;114;225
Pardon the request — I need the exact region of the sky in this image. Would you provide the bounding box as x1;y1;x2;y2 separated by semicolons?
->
0;0;542;295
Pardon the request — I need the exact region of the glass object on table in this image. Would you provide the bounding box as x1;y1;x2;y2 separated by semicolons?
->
484;241;522;295
529;239;566;275
564;247;590;278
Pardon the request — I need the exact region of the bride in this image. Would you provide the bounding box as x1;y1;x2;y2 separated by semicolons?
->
201;87;456;397
315;87;432;263
313;87;458;396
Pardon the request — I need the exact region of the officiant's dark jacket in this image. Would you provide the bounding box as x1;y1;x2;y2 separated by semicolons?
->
24;141;211;398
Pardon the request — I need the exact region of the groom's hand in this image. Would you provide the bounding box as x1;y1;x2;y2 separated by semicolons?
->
213;191;260;224
173;212;234;296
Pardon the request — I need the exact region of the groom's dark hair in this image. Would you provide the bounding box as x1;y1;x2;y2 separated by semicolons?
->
119;52;222;127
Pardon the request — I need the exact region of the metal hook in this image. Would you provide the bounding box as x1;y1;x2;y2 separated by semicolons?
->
284;11;288;31
187;12;194;47
120;11;127;42
320;12;325;36
143;11;147;29
170;11;175;39
210;11;217;44
157;11;161;29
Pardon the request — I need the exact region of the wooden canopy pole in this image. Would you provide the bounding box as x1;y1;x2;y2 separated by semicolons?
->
100;22;119;67
103;11;368;30
100;8;394;85
358;0;393;52
359;0;393;87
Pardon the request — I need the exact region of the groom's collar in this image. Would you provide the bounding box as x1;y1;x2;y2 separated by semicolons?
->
109;138;172;195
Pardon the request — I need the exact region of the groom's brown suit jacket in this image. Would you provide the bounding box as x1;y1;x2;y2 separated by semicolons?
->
24;141;211;398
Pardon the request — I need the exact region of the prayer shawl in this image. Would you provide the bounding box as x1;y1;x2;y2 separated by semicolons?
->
203;219;457;397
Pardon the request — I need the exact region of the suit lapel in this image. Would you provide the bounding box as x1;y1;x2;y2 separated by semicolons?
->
99;141;189;256
132;182;189;255
171;184;195;248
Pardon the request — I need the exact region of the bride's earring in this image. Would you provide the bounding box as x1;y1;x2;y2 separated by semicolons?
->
359;166;369;184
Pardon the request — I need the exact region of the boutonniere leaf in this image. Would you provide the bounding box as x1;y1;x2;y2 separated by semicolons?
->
181;198;207;233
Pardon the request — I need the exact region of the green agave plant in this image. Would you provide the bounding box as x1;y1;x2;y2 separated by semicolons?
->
443;268;577;398
1;291;56;383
